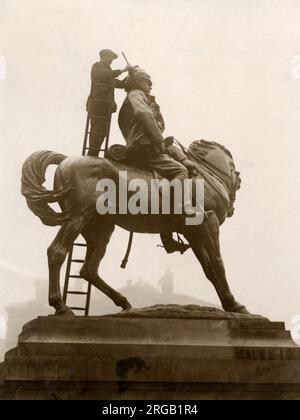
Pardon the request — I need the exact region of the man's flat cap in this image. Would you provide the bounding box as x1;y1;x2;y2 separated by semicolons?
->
99;49;118;60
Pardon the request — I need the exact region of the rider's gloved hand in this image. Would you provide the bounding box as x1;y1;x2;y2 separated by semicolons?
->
164;136;175;147
158;141;166;154
181;159;198;177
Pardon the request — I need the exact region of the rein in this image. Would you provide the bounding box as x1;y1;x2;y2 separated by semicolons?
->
194;163;230;210
173;138;233;191
173;138;232;182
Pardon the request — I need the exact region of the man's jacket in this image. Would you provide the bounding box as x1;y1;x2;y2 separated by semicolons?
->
87;61;124;114
118;89;165;155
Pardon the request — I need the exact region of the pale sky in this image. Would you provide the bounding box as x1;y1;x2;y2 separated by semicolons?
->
0;0;300;327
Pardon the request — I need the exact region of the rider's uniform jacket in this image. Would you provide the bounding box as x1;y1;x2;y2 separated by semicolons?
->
118;89;165;155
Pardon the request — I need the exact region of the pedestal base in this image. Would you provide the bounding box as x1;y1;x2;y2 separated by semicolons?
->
2;306;300;400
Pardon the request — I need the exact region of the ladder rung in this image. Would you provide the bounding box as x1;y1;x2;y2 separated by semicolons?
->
67;291;88;296
71;259;85;263
90;116;108;120
91;99;111;103
70;307;86;311
69;275;83;279
93;82;113;87
74;243;87;247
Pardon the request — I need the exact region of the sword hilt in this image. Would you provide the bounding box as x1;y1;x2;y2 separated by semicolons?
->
122;51;131;66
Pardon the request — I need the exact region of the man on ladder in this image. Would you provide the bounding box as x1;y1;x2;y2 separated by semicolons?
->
86;49;133;157
63;49;132;315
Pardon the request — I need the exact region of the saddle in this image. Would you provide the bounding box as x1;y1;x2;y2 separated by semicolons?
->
104;143;161;179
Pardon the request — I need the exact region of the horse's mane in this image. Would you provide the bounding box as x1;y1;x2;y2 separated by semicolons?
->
187;140;240;218
187;139;233;163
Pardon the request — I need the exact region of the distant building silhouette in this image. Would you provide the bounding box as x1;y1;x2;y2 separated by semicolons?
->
4;280;50;354
2;268;218;361
0;339;5;362
89;268;217;315
158;268;174;295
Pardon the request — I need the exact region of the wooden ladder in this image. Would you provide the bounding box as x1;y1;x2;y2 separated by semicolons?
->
62;83;113;315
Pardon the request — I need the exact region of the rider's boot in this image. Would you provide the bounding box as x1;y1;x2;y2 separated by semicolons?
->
160;233;190;254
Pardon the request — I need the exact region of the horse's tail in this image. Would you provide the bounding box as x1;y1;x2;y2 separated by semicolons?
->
21;150;71;226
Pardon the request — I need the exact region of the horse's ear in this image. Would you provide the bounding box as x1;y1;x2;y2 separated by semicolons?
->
235;171;242;190
201;139;216;149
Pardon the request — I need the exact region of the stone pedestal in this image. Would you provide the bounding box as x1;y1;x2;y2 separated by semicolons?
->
2;305;300;400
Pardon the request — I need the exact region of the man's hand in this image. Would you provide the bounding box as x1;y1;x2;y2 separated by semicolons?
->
122;64;135;73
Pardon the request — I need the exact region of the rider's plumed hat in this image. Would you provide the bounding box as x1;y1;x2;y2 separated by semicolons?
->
124;67;152;91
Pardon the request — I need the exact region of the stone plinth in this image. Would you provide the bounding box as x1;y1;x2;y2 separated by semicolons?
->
2;305;300;400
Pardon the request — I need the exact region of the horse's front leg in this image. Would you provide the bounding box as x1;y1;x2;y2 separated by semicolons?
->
184;211;250;314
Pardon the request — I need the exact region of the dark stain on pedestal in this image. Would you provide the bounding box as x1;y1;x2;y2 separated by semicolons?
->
116;357;150;393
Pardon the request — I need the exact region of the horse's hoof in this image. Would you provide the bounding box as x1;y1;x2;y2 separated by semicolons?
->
121;302;132;311
238;306;250;315
222;293;250;315
55;307;75;317
227;303;250;315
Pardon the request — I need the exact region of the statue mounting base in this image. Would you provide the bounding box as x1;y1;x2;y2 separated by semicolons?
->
2;305;300;400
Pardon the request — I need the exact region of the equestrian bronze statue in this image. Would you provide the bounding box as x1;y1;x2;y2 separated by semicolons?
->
21;66;249;317
21;138;248;316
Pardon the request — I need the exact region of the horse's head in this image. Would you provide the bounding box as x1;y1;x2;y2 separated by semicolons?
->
188;140;241;217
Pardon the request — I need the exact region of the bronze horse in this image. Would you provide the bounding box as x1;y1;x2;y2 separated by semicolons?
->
21;140;249;316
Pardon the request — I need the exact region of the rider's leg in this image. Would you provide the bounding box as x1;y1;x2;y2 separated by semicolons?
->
141;153;192;253
141;153;189;181
142;153;204;218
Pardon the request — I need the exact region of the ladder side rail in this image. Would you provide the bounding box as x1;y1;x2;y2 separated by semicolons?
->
63;245;74;303
82;114;90;156
85;283;92;316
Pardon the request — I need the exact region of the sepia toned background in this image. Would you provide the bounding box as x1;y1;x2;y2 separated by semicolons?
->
0;0;300;358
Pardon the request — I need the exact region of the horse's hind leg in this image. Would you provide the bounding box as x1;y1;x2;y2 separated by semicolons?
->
80;219;132;311
47;215;87;315
184;211;250;314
